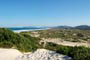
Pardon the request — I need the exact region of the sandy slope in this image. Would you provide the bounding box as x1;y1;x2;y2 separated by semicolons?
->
0;48;71;60
0;48;22;60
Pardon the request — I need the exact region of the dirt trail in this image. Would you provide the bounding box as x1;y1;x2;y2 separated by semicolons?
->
41;38;90;47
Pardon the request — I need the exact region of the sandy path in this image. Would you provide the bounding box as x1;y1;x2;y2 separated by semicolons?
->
0;48;23;60
41;38;90;47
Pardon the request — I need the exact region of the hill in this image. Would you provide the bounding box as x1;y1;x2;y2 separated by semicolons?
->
75;25;90;30
53;26;73;29
0;28;90;60
53;25;90;30
0;28;40;52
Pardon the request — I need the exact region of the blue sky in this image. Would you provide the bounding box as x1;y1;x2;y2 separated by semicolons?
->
0;0;90;27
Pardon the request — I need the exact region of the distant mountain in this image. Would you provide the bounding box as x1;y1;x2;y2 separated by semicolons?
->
53;25;90;30
75;25;90;30
53;26;73;29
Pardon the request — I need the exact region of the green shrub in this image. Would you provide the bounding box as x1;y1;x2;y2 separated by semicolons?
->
70;46;90;60
0;28;41;52
45;42;90;60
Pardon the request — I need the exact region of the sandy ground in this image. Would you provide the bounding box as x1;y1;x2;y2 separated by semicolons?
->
0;48;71;60
41;38;90;47
0;48;23;60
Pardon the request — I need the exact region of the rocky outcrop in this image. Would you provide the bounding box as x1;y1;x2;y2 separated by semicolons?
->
17;49;71;60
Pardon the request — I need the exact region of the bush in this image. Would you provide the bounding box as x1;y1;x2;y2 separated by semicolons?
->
71;46;90;60
45;42;90;60
0;28;41;52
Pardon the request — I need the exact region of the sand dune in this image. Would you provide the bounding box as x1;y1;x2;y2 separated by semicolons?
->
0;48;71;60
0;48;22;60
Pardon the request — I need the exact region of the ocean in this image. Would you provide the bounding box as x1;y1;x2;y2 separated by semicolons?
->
12;28;49;33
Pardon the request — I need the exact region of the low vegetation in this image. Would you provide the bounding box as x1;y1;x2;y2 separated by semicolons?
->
0;28;41;52
0;28;90;60
45;42;90;60
30;29;90;42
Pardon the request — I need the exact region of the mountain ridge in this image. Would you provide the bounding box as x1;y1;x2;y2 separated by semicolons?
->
53;25;90;30
7;25;90;30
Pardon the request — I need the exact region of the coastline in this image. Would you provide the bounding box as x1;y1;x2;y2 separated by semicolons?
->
13;28;50;33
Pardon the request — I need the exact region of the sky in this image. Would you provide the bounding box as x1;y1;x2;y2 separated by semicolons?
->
0;0;90;27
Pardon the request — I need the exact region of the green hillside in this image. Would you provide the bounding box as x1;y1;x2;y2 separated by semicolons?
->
0;28;40;52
